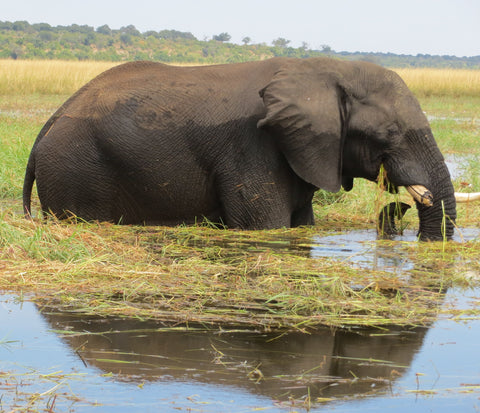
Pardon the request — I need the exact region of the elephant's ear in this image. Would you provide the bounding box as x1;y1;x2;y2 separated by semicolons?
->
257;69;344;192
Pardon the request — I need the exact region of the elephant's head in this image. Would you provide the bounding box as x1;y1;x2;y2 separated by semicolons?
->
258;58;456;241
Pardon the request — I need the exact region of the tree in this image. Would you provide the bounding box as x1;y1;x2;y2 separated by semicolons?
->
321;44;332;53
242;36;251;45
120;25;141;36
143;30;160;39
39;31;54;41
10;48;23;59
69;24;94;33
213;32;231;42
0;21;13;30
272;38;290;48
120;33;132;45
202;43;220;57
96;24;112;35
157;30;196;40
83;32;97;46
32;23;53;32
12;21;29;31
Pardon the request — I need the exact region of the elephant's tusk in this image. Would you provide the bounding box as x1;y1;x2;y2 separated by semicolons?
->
406;185;433;206
455;192;480;202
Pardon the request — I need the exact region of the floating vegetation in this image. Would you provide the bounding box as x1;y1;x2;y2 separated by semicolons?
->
0;368;96;411
2;209;479;332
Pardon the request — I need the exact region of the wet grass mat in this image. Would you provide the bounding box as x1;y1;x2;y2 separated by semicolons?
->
2;211;480;331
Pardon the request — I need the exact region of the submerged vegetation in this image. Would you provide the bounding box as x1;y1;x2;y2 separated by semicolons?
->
1;60;480;333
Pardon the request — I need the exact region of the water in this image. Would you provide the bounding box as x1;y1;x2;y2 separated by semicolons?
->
2;225;480;412
445;153;479;182
427;114;480;126
2;289;480;412
311;227;480;274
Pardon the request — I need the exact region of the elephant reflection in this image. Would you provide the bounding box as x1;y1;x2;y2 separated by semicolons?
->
38;308;428;402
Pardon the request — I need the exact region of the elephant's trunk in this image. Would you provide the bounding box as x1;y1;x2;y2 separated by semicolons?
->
414;161;456;241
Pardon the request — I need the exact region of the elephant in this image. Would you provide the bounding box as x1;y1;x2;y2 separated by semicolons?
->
23;57;458;240
378;201;411;237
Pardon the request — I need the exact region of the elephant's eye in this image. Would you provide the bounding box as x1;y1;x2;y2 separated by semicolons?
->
385;124;401;140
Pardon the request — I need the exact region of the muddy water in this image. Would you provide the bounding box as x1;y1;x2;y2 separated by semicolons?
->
2;227;480;412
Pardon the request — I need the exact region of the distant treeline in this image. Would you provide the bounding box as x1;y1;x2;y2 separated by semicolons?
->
1;20;479;68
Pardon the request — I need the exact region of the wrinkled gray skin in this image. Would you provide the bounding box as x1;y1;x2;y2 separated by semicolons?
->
23;57;456;240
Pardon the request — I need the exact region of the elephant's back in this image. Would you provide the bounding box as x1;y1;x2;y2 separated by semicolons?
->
79;59;278;95
65;59;279;129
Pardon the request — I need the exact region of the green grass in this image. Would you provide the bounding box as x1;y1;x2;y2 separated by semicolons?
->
418;96;480;155
427;119;480;156
0;116;41;198
419;95;480;117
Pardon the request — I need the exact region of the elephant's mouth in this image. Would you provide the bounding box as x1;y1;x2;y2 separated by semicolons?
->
377;184;433;237
379;183;480;238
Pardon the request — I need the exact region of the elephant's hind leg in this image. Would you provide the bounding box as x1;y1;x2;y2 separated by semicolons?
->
37;164;119;222
34;131;121;222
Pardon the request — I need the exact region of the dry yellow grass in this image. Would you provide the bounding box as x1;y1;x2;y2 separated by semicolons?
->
0;60;118;95
394;67;480;97
1;59;479;97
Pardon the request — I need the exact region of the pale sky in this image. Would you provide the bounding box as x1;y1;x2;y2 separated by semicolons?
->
3;0;479;57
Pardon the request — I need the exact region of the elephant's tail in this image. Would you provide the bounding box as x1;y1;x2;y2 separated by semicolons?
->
23;153;36;219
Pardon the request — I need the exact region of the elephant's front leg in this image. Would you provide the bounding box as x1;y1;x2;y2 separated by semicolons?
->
291;200;315;227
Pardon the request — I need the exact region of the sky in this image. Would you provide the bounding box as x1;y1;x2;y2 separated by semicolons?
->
3;0;480;57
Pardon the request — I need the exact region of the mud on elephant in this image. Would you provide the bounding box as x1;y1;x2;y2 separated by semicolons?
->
24;57;460;240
